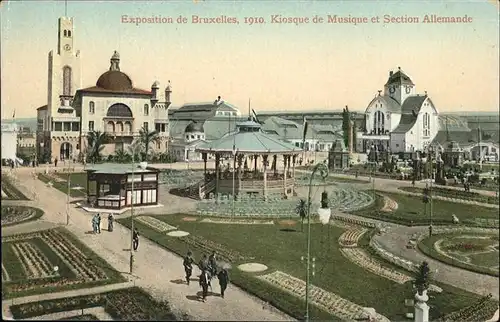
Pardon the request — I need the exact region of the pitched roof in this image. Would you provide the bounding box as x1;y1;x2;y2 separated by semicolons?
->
77;86;151;96
438;115;470;132
391;95;428;133
36;105;48;111
385;69;415;86
366;95;401;113
196;121;302;154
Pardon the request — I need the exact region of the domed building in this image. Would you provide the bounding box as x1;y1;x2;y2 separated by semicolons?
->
169;121;208;161
72;51;172;157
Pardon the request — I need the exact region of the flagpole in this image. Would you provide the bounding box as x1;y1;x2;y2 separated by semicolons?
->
248;98;251;120
478;116;482;171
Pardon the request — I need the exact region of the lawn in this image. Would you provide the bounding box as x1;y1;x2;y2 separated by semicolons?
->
1;177;29;200
399;186;499;205
9;286;182;320
36;173;90;198
117;214;489;321
1;227;126;299
418;232;499;277
1;206;44;226
351;192;499;227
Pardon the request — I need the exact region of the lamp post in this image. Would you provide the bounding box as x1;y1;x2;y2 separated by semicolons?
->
66;155;72;226
231;147;236;219
428;146;435;236
304;162;330;322
129;138;141;275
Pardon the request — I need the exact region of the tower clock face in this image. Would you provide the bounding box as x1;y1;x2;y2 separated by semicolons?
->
64;44;71;51
389;86;395;94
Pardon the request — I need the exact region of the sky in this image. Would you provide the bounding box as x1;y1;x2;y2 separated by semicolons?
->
1;0;499;119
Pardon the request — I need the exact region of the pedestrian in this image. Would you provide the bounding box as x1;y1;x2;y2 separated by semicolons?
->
91;215;97;234
183;251;194;285
208;251;218;278
107;214;114;232
96;213;101;233
133;228;139;251
217;268;230;298
54;157;58;167
199;270;209;302
198;254;209;272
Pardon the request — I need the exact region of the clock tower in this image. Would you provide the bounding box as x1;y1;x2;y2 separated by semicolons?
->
383;67;415;105
46;16;82;161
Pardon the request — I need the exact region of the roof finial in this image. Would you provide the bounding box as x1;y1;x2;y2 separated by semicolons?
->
378;90;382;96
398;66;401;70
425;90;427;96
110;51;120;71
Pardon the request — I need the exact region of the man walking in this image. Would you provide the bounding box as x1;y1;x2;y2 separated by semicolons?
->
208;251;218;278
96;213;101;234
217;268;230;299
107;214;114;232
183;251;194;285
199;270;209;302
133;228;139;251
91;215;97;234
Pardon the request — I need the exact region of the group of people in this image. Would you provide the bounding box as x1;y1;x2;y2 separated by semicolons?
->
91;213;114;233
183;251;230;302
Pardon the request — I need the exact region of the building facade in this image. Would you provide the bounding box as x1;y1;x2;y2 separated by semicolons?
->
360;67;439;153
37;16;171;162
1;123;18;162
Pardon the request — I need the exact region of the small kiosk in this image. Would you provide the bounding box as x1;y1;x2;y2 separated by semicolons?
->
85;163;160;210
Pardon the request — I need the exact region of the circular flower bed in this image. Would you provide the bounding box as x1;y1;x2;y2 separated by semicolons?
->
1;206;44;226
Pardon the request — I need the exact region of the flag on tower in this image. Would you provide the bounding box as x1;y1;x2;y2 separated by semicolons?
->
302;115;309;143
251;109;260;124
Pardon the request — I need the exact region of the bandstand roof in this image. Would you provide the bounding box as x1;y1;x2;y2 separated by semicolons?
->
84;163;158;174
196;121;302;154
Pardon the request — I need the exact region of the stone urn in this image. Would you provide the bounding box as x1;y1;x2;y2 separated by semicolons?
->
139;161;148;169
414;290;429;322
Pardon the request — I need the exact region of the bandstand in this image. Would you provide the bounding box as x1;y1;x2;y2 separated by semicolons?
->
195;121;302;199
84;163;160;210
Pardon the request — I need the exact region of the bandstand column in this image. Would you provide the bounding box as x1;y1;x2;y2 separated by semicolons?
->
292;154;297;194
254;155;258;173
262;155;268;198
215;153;220;196
86;174;90;203
283;155;288;196
202;153;207;181
237;154;244;188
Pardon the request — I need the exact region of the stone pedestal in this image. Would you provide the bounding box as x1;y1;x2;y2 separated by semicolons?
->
414;290;429;322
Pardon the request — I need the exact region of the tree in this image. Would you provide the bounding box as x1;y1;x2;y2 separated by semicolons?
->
139;127;160;161
86;131;110;164
414;261;431;295
114;149;129;163
295;199;309;232
127;139;143;162
341;106;351;150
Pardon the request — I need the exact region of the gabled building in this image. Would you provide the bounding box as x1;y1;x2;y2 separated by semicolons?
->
360;67;440;153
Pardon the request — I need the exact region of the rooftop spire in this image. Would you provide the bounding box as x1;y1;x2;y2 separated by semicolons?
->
110;51;120;71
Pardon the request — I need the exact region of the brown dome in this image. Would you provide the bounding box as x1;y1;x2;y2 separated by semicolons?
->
96;71;133;91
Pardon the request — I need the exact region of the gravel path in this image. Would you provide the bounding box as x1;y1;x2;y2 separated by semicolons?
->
3;169;293;321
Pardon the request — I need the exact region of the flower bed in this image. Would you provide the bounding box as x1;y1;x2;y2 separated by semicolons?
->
135;216;177;232
2;228;123;298
380;195;398;212
9;287;179;320
258;270;390;322
59;314;99;320
1;177;29;200
200;218;274;225
442;242;487;253
178;235;248;263
339;248;412;284
400;186;499;205
338;229;367;247
332;215;376;228
435;294;499;322
1;206;44;226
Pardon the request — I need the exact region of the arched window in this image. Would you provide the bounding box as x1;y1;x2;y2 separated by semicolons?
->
64;30;67;37
62;66;72;96
106;103;133;117
68;30;72;37
422;113;431;137
89;101;95;114
373;111;385;134
144;104;149;116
